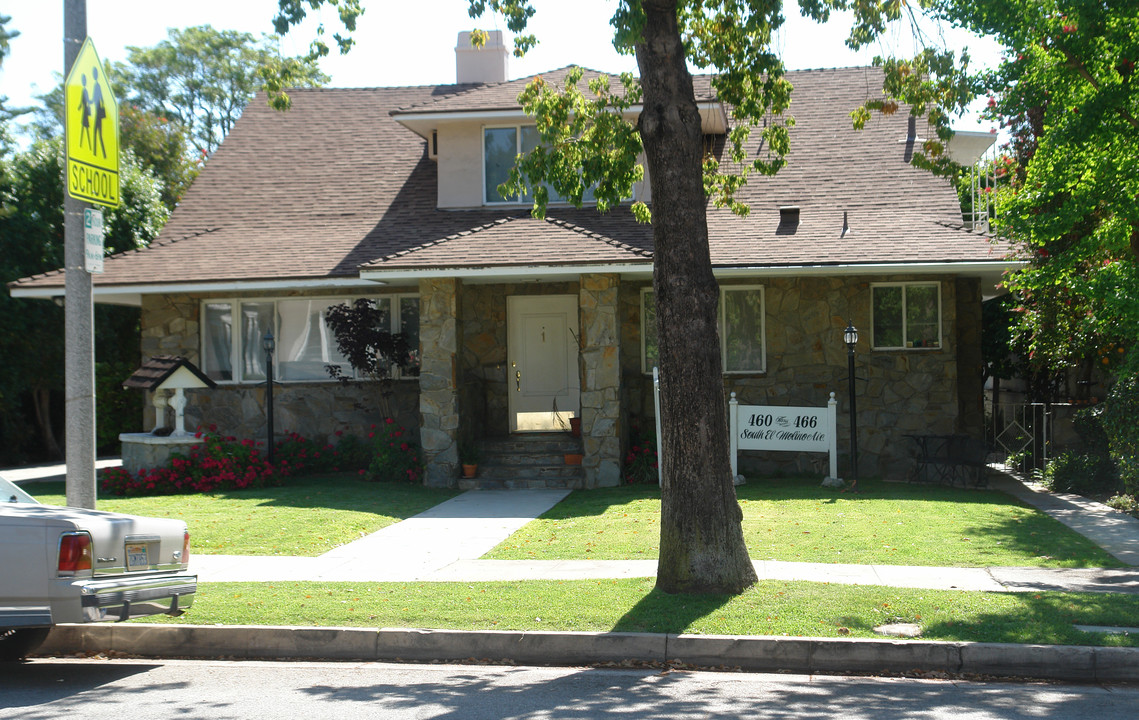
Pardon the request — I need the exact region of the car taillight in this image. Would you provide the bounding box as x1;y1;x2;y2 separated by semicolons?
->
181;530;191;568
58;532;93;574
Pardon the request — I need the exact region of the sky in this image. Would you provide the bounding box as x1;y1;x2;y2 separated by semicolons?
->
1;0;1003;139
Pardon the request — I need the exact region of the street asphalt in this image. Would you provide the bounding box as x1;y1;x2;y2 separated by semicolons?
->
8;463;1139;681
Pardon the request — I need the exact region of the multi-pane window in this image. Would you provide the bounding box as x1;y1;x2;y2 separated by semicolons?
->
483;125;596;205
641;285;766;373
871;283;942;349
201;295;419;383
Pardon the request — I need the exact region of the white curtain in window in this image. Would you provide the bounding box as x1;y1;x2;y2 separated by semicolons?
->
241;302;274;381
202;303;233;381
278;299;350;381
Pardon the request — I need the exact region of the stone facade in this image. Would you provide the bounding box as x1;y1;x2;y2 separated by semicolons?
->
418;278;461;486
618;275;982;479
133;271;984;485
579;274;622;487
137;292;419;450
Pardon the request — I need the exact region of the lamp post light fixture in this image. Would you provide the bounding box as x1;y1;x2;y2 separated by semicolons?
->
843;321;859;491
263;329;275;465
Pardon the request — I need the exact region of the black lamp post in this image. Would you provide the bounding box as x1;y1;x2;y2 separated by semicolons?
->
843;321;859;491
263;329;275;465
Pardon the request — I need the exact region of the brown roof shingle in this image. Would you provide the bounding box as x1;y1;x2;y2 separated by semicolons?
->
8;66;1008;295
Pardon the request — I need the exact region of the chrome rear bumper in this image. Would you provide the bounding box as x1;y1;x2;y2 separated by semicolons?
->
75;573;197;623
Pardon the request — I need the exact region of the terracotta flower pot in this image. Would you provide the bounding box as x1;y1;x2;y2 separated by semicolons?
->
461;463;478;478
564;453;583;465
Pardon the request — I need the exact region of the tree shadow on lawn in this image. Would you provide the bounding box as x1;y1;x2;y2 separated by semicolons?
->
737;477;1123;568
218;473;461;516
611;584;736;635
918;591;1139;647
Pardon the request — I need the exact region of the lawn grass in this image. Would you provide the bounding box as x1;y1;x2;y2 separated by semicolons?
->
486;478;1124;568
25;474;460;556
136;579;1139;648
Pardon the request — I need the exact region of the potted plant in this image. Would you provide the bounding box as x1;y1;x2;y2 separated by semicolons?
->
459;441;481;478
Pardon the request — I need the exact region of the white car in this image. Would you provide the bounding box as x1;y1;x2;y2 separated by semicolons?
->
0;476;196;661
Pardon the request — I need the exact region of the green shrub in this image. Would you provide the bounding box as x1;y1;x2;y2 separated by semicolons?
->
362;419;423;483
1039;451;1118;495
1072;405;1110;455
95;361;142;454
1102;376;1139;495
1106;493;1139;519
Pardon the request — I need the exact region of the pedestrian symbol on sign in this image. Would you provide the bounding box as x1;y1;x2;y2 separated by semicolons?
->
65;39;120;208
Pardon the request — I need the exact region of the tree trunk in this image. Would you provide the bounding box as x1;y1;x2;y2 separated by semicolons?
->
31;388;62;460
635;0;757;594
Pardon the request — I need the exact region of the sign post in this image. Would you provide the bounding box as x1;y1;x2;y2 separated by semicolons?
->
62;1;115;509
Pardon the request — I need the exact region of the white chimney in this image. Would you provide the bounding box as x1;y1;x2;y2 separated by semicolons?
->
456;30;508;84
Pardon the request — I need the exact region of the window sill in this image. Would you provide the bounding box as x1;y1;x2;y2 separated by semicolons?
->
208;377;421;386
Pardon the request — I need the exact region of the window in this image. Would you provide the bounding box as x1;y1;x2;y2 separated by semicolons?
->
641;285;766;373
871;283;942;349
483;125;596;206
201;295;420;383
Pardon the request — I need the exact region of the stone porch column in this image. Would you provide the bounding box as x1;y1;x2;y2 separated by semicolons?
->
418;278;461;487
580;274;622;487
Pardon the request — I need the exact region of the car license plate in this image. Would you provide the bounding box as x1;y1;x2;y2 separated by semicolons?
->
126;543;149;570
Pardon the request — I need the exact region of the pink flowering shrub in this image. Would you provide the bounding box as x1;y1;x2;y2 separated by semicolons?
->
623;429;659;485
363;418;423;484
100;421;425;496
101;426;280;497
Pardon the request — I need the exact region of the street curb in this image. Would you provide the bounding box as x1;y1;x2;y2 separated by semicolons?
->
34;624;1139;682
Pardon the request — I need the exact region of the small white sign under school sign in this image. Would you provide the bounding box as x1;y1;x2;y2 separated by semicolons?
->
84;208;104;274
729;392;839;482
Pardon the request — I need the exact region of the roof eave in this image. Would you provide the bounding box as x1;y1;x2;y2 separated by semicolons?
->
9;276;391;306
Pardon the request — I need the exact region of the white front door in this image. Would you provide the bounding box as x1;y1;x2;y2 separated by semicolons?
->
507;295;579;432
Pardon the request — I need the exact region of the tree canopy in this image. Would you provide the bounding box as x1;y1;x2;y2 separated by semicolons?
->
944;1;1138;380
114;25;329;156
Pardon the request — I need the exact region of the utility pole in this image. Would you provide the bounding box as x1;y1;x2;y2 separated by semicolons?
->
64;0;96;509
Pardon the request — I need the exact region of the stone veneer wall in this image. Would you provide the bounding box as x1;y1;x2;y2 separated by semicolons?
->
579;274;622;487
618;275;980;479
418;278;461;486
138;292;419;452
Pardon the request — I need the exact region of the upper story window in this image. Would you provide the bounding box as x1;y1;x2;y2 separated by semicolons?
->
871;283;941;350
641;285;766;374
202;295;420;384
483;125;596;206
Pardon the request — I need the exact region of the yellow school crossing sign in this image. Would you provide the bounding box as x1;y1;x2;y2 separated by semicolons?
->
65;38;120;208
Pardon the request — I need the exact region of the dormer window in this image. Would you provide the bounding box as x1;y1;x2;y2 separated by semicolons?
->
484;125;538;204
483;125;596;206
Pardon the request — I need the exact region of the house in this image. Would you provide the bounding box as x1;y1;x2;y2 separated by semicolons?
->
10;32;1013;488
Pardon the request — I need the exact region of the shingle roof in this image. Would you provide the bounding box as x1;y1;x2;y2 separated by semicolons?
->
370;215;652;270
391;65;715;115
8;66;1008;296
122;355;217;390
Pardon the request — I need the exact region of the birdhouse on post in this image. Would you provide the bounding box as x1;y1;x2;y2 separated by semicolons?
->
122;356;217;436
